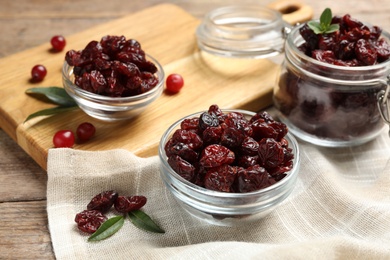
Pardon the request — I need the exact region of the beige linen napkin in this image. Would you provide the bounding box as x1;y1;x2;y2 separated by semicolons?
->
47;128;390;260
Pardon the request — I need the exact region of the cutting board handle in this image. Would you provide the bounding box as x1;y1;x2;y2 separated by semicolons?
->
267;0;313;25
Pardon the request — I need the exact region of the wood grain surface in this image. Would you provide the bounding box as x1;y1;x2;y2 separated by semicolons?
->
1;0;389;259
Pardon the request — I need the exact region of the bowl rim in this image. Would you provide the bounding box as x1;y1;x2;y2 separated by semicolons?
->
62;54;165;103
159;109;301;199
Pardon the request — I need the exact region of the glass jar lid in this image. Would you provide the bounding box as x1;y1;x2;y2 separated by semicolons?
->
196;5;291;59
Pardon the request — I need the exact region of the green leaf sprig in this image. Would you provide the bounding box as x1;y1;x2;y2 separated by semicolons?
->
308;8;339;34
25;86;78;122
88;216;125;242
87;210;165;242
128;210;165;233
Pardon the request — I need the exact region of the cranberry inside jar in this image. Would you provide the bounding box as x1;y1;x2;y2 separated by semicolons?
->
273;14;390;147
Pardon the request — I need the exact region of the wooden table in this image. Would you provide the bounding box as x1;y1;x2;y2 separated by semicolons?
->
1;0;389;258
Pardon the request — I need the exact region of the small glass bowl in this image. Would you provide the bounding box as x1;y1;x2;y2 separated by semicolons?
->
62;55;164;122
158;109;300;226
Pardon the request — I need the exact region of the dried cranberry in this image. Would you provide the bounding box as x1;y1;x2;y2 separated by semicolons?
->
235;165;274;193
204;164;237;192
251;119;279;141
318;34;336;51
355;39;377;65
283;147;295;163
258;138;285;169
240;136;259;156
299;23;318;51
343;14;363;29
100;35;126;55
223;114;253;136
312;50;336;64
114;195;147;213
268;121;288;141
370;26;382;40
181;117;200;133
172;129;203;151
376;38;390;62
199;112;219;131
75;210;107;234
237;155;259;168
202;126;223;145
87;190;118;213
165;142;198;163
268;163;293;178
220;127;245;149
200;144;235;168
250;111;275;124
208;104;224;118
168;155;196;181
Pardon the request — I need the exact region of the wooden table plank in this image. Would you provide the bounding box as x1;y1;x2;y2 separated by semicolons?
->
0;200;54;259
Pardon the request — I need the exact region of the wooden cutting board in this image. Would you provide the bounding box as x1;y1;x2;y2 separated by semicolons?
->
0;2;312;170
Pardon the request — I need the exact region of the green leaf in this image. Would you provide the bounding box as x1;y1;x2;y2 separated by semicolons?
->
327;24;340;33
307;21;323;34
307;8;339;35
88;215;125;242
26;87;77;107
24;105;78;123
320;8;333;27
128;210;165;233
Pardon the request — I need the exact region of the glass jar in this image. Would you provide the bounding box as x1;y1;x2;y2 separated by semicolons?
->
196;5;288;59
273;24;390;147
196;5;390;147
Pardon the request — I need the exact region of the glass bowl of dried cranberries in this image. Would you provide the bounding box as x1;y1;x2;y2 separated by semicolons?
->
158;105;300;226
274;11;390;147
62;35;164;121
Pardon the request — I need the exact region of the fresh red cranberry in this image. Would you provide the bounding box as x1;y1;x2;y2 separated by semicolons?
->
50;35;66;52
165;73;184;93
76;122;96;142
31;65;47;82
53;130;75;148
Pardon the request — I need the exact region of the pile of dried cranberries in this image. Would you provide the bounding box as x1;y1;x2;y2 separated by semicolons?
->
299;14;390;66
75;190;147;234
65;35;159;97
164;104;294;193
